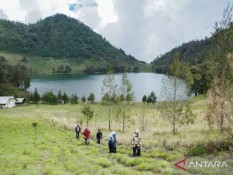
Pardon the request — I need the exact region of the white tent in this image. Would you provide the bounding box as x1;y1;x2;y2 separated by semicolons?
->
0;96;16;108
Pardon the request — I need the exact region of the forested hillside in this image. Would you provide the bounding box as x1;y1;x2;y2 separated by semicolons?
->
0;14;145;73
151;38;213;73
0;57;30;96
151;24;233;73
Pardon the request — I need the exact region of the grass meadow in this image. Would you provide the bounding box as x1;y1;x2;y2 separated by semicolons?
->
0;96;233;175
0;51;151;74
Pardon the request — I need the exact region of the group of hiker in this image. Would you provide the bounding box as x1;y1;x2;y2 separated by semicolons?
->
75;125;141;157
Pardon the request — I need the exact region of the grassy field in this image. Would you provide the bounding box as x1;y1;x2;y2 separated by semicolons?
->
0;51;151;74
0;97;232;175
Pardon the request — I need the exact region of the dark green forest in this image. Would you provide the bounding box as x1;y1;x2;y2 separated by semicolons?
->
151;38;213;73
0;57;30;96
0;14;145;73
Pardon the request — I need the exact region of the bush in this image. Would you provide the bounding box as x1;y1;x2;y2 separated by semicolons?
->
88;92;95;104
41;91;58;104
135;163;154;171
70;94;79;104
187;145;207;156
95;158;112;168
205;140;233;153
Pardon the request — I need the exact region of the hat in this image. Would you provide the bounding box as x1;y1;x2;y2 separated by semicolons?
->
112;131;116;135
134;129;139;134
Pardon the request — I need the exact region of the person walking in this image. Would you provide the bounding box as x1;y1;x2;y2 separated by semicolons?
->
82;128;91;146
75;124;81;139
108;131;116;153
96;129;103;144
131;129;141;157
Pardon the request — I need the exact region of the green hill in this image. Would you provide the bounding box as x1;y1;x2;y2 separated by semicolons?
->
151;24;233;73
151;38;214;73
0;14;146;74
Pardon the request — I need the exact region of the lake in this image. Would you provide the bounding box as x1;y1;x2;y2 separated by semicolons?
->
29;73;187;102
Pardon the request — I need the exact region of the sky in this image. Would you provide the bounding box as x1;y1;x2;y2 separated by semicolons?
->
0;0;231;63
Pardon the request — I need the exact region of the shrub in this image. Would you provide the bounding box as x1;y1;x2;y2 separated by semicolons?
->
41;91;58;104
70;94;79;104
187;145;207;156
22;163;27;169
205;140;233;153
135;163;154;171
96;158;112;168
125;158;136;166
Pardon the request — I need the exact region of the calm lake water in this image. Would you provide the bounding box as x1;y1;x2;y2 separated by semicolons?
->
29;73;186;102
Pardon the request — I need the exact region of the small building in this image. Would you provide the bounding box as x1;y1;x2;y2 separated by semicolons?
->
16;98;26;105
0;96;16;109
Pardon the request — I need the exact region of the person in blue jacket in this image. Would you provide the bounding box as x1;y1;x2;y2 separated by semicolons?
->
108;131;116;153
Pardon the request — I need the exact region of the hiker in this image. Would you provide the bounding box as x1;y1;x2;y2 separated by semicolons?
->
75;124;81;139
131;129;141;157
96;129;103;144
108;131;116;153
82;128;91;146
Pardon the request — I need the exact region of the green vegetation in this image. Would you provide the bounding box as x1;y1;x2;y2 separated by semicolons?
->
157;52;195;135
0;58;30;96
143;91;157;104
82;105;94;127
0;98;232;175
0;14;147;74
152;38;214;73
206;3;233;138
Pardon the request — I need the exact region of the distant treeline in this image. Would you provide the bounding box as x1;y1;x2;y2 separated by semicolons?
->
53;65;72;74
0;56;30;96
84;65;139;74
29;89;94;105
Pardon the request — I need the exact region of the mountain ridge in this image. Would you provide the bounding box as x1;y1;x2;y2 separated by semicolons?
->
151;37;215;73
0;14;146;74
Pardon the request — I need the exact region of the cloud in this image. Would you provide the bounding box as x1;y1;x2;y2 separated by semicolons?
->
0;9;8;20
96;0;230;62
77;7;101;29
0;0;231;63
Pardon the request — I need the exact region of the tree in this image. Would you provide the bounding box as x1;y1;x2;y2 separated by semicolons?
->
190;64;212;96
158;52;195;135
88;92;95;104
31;88;40;104
142;95;147;103
41;91;58;104
82;105;94;127
101;68;117;131
118;70;134;132
147;91;157;104
206;3;233;137
23;76;30;90
133;66;139;72
70;94;79;104
10;64;31;90
57;90;63;102
62;92;69;104
81;96;86;103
